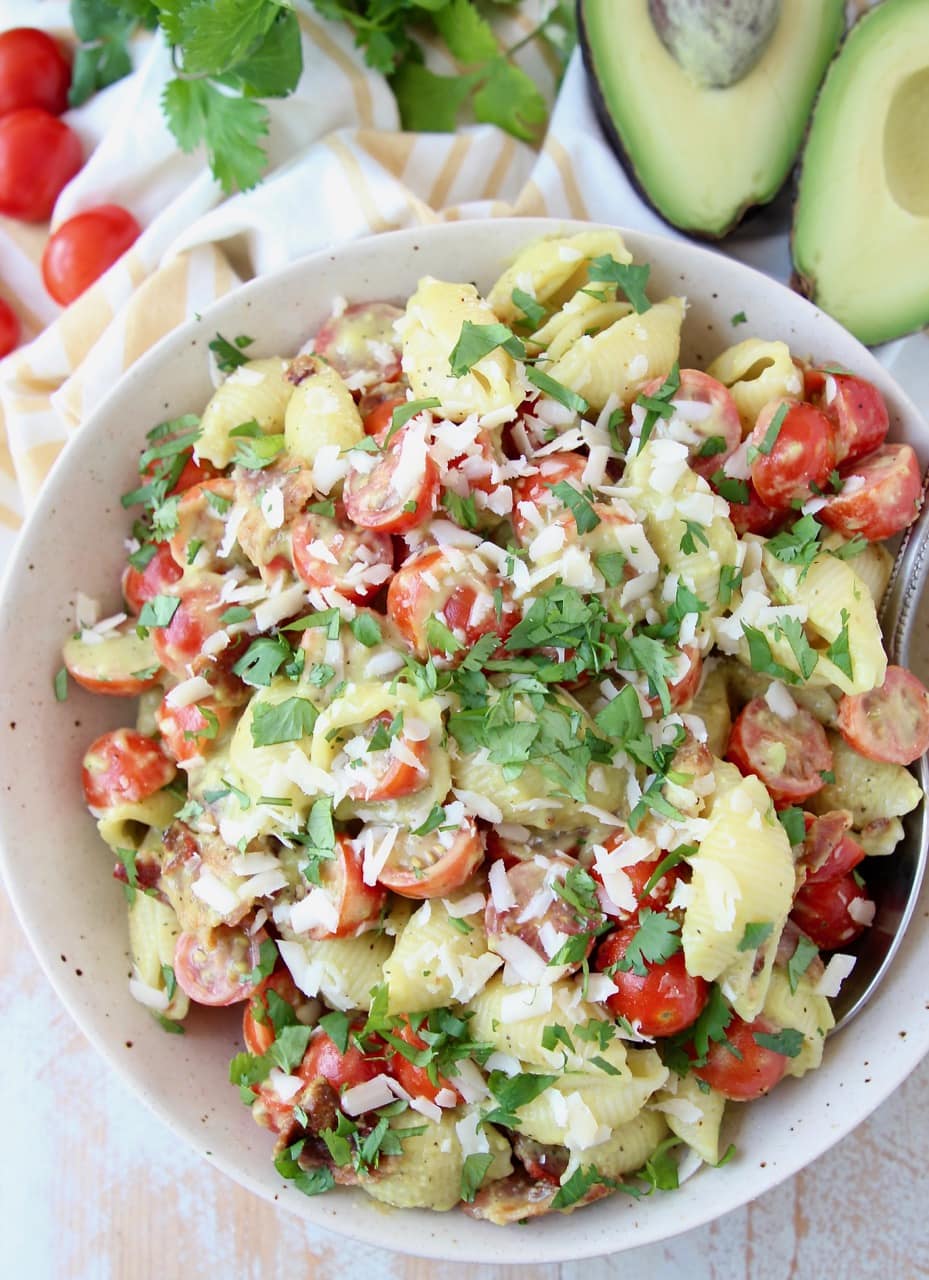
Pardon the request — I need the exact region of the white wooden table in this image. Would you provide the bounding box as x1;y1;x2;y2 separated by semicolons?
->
2;882;928;1278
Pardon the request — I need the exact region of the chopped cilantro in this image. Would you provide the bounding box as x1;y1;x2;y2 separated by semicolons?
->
247;938;278;986
730;311;747;326
775;615;819;682
711;470;750;505
209;332;254;372
766;514;823;573
526;366;589;414
697;434;728;459
296;797;336;885
425;615;464;656
53;667;69;702
778;807;807;847
595;551;627;588
825;609;853;680
350;613;382;647
541;1023;575;1055
756;402;788;456
483;1071;558;1129
742;624;799;685
642;846;693;896
547;481;600;534
511;287;546;329
250;696;317;746
680;520;710;555
220;605;251;624
587;254;651;313
614;910;681;977
274;1144;335;1198
389;397;440;438
718;564;742;607
448;321;525;377
411;804;446;837
787;936;819;994
442;490;479;530
460;1152;494;1203
318;1009;351;1054
233;634;292;687
753;1026;805;1058
738;922;773;952
138;595;180;629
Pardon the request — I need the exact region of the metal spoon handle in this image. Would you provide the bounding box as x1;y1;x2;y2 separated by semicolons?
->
879;466;929;665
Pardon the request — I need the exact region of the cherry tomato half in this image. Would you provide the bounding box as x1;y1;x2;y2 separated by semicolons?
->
156;695;234;765
800;811;865;886
511;452;587;546
749;399;837;510
0;29;71;117
343;424;440;534
820;444;922;542
0;297;20;357
312;301;403;387
717;476;784;537
790;873;871;951
727;697;832;806
122;542;183;613
300;1025;384;1092
345;714;430;804
375;817;485;899
805;368;889;466
692;1014;789;1100
593;834;682;924
243;967;304;1057
640;368;741;480
174;926;266;1007
387;1016;460;1104
0;107;81;221
81;728;176;811
595;926;708;1038
292;510;394;603
297;834;387;941
485;856;599;973
42;203;141;305
836;665;929;766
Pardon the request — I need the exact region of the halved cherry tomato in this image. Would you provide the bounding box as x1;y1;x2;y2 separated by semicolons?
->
447;428;502;497
595;926;708;1038
718;477;785;537
0;107;81;221
386;1016;460;1104
640;369;741;480
375;817;485;899
0;29;71;116
343;424;440;534
62;624;162;697
173;926;266;1006
298;834;387;941
804;369;889;465
168;478;236;570
122;542;183;613
151;581;228;679
387;545;518;662
344;714;429;804
156;695;233;764
727;697;832;806
292;510;393;603
749;400;837;510
836;665;929;766
511;452;587;546
692;1014;789;1100
790;873;871;951
647;645;702;713
593;834;682;923
0;297;20;357
486;855;600;973
361;395;406;437
800;811;865;886
42;204;141;304
81;728;176;811
243;967;304;1057
820;444;922;542
299;1024;384;1091
312;301;403;387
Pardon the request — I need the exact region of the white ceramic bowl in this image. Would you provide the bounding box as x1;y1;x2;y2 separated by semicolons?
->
2;219;928;1263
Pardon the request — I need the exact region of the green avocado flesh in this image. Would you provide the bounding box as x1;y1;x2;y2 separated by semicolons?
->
579;0;845;239
792;0;929;345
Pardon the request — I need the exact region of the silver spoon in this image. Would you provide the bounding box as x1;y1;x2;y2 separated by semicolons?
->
832;469;929;1028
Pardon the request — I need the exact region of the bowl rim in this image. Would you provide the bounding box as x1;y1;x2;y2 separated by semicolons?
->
2;216;929;1262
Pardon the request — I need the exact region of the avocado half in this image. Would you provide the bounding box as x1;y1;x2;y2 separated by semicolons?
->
578;0;845;239
792;0;929;345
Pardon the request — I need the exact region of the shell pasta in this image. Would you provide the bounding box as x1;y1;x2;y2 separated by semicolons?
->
63;232;928;1224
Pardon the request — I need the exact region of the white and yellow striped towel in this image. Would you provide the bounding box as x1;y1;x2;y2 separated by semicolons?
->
0;0;925;565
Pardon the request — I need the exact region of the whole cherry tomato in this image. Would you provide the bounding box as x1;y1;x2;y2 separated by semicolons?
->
692;1014;790;1100
42;204;141;304
0;107;81;221
0;297;21;358
595;926;708;1038
0;29;71;116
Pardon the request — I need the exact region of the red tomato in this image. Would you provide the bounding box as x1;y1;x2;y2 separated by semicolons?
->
790;873;871;951
243;967;304;1057
343;424;440;534
647;644;702;713
63;626;162;698
749;399;837;510
805;369;889;465
344;714;430;804
639;368;741;480
720;477;785;537
375;817;485;899
143;446;218;498
81;728;176;811
820;444;922;542
485;856;600;973
122;542;183;613
447;428;502;496
361;395;406;437
387;1016;460;1104
0;296;20;357
0;107;81;221
156;695;233;764
300;1025;383;1091
174;926;266;1007
595;927;708;1038
312;301;403;387
387;545;518;663
168;478;235;570
0;29;71;116
727;697;832;806
511;452;587;546
692;1014;789;1100
42;204;141;304
800;811;865;886
298;834;387;941
836;665;929;766
151;581;226;680
593;834;682;923
292;510;393;603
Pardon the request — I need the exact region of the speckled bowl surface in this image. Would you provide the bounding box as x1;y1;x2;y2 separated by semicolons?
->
1;219;928;1263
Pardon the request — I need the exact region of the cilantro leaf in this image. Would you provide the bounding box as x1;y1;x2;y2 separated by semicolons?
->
511;287;546;330
551;1164;612;1210
742;624;799;685
53;667;69;702
596;683;644;741
448;321;525;377
442;490;479;530
391;61;473;133
541;1023;576;1055
460;1151;494;1203
680;520;710;555
209;332;254;373
731;311;747;326
825;609;853;680
247;938;278;985
390;398;440;436
753;1026;805;1058
778;806;807;847
787;936;820;994
641;1136;681;1191
711;470;750;505
738;921;773;952
266;1024;313;1074
483;1071;557;1129
471;56;547;142
350;613;382;647
425;615;464;656
233;634;292;687
526;366;589;414
411;804;446;837
162;77;270;195
68;0;136;107
766;514;823;572
432;0;498;62
547;481;600;533
138;594;179;629
250;696;317;746
756;402;788;456
615;910;681;977
588;255;652;313
297;796;336;885
595;551;627;588
697;435;728;459
274;1143;335;1198
318;1009;351;1055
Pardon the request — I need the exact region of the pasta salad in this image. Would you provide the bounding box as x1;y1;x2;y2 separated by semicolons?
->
63;231;929;1223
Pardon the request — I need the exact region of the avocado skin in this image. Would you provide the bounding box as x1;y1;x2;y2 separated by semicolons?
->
791;0;929;345
579;0;845;241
